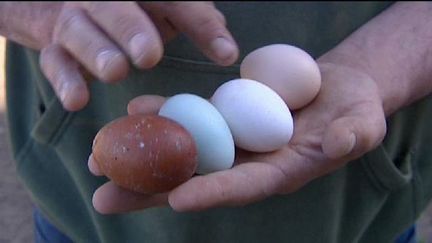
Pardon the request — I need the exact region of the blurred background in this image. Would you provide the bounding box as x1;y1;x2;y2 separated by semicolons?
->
0;36;431;242
0;37;34;242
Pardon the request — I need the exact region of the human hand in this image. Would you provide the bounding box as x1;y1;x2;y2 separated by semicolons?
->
1;2;238;111
87;62;387;214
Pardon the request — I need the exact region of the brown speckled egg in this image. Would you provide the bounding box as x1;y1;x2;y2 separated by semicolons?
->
92;114;198;194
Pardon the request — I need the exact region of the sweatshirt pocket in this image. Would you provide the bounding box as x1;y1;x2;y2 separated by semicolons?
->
30;96;75;146
361;144;413;193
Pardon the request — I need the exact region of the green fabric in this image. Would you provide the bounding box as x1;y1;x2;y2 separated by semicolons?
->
7;2;432;243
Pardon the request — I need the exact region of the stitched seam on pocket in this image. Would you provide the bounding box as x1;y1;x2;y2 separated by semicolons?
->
30;97;75;146
360;154;388;192
360;146;413;192
15;138;36;166
50;112;76;146
410;150;424;219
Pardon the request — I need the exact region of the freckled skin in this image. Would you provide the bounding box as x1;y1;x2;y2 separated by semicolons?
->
92;114;198;194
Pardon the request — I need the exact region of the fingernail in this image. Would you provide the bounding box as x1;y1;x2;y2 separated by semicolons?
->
210;37;237;65
347;132;356;154
88;154;104;176
59;81;72;105
96;50;121;73
129;33;162;68
129;33;148;61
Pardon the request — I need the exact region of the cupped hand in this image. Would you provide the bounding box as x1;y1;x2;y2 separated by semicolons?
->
88;62;387;214
7;2;238;111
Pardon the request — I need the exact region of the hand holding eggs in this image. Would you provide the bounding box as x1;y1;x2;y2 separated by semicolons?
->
91;43;321;193
209;44;320;152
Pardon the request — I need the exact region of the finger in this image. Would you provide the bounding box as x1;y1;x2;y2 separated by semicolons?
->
163;2;239;66
39;44;90;111
92;181;169;214
88;154;104;176
127;95;167;115
81;2;163;69
53;7;129;83
168;162;286;212
322;111;387;160
142;7;178;43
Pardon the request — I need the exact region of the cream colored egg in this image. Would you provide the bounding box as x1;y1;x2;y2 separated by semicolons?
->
240;44;321;110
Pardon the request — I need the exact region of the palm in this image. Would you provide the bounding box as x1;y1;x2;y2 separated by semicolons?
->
234;63;386;195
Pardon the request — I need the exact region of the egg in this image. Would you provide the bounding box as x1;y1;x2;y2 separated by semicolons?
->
159;94;235;174
92;114;198;194
240;44;321;110
211;78;293;152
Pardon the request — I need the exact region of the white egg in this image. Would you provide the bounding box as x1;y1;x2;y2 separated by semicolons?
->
240;44;321;110
158;94;235;174
211;78;294;152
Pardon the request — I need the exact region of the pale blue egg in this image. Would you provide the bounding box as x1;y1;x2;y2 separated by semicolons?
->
159;94;235;174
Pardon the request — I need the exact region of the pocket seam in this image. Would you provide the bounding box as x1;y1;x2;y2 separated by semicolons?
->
30;97;75;146
360;145;413;192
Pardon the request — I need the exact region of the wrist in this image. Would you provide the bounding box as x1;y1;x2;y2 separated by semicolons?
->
318;2;432;117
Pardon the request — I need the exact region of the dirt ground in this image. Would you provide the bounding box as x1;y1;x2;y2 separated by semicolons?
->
0;37;432;243
0;38;34;242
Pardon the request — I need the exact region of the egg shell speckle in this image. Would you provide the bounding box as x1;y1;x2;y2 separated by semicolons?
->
92;114;198;194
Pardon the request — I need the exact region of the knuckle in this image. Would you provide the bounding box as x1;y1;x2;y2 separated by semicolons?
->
112;15;145;41
270;163;293;194
39;47;53;71
164;2;189;10
212;176;231;201
194;15;226;36
39;46;64;84
84;2;116;15
50;69;66;91
358;123;385;153
372;116;388;147
54;8;84;42
88;2;151;42
213;9;227;26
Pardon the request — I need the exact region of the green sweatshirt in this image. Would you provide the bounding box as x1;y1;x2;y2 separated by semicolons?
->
7;2;432;243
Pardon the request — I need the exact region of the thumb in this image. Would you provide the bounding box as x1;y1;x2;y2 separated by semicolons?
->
322;112;387;160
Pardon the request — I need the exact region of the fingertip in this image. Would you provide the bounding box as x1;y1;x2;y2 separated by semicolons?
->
323;131;356;159
88;154;104;176
61;81;90;112
209;37;239;66
97;50;130;83
38;44;91;112
92;187;109;214
127;95;166;115
129;33;164;69
164;2;239;67
322;119;357;159
322;111;387;160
